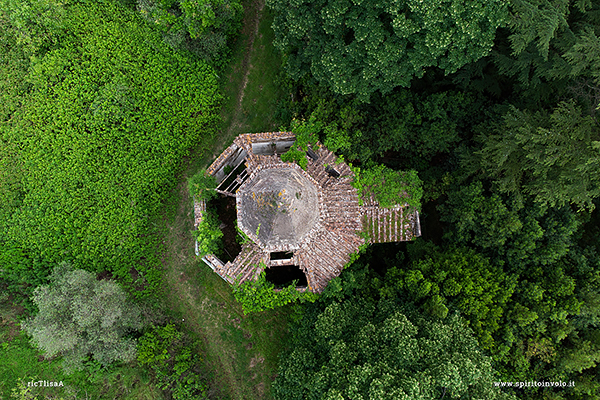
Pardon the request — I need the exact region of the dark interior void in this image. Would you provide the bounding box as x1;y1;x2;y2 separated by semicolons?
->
325;165;340;178
209;195;242;263
265;265;308;288
270;251;293;260
306;147;319;161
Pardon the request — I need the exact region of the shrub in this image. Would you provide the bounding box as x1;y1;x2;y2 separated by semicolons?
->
193;209;223;257
281;116;321;170
137;324;209;399
232;270;318;314
352;164;423;210
188;169;217;202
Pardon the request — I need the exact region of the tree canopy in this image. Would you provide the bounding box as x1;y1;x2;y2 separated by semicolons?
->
477;100;600;210
22;262;143;372
138;0;243;65
269;0;508;101
382;247;517;349
274;297;515;400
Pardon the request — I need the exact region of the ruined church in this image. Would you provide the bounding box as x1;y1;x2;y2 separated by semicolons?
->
194;132;421;293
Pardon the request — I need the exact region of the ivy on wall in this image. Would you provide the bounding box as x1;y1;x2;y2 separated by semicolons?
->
352;164;423;211
232;270;318;314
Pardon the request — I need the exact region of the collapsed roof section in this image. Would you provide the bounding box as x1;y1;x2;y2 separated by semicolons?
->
195;132;421;293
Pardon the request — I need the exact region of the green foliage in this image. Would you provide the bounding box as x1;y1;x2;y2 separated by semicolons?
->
281;116;321;169
138;324;181;366
272;0;600;396
21;262;143;372
440;180;583;269
274;297;515;400
477;100;600;210
188;169;217;201
232;271;318;314
10;377;47;400
439;178;599;390
440;181;523;249
235;222;252;245
193;209;223;257
137;324;208;399
138;0;243;67
255;223;261;237
352;164;423;210
562;26;600;84
0;246;51;306
0;1;221;296
303;89;481;163
0;0;67;58
505;0;571;61
492;0;600;101
269;0;508;101
383;248;517;349
0;295;163;400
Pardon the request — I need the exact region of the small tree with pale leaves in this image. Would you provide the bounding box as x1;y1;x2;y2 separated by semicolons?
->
22;262;143;372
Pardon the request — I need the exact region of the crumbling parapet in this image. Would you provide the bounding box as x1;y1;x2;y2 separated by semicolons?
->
197;131;421;293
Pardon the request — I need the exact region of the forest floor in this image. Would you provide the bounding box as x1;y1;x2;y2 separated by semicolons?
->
159;1;290;399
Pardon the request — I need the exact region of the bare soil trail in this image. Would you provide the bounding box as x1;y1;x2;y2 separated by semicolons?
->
213;0;266;160
160;1;288;399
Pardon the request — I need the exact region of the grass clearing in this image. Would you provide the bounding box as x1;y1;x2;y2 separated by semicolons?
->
158;0;292;399
218;0;285;141
238;5;286;133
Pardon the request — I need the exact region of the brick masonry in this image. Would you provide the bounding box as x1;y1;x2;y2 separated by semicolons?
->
196;132;421;293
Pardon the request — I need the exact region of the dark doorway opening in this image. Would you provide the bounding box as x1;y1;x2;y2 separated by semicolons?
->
265;265;308;288
208;194;242;263
270;251;293;260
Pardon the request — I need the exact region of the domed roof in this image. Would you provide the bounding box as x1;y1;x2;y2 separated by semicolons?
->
237;167;319;251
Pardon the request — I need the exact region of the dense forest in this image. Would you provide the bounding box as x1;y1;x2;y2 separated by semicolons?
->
1;0;599;399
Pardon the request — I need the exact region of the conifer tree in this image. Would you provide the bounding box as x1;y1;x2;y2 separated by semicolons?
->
478;100;600;210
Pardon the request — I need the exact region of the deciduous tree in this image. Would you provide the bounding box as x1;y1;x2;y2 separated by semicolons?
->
274;298;515;400
22;262;143;372
269;0;508;101
382;247;516;349
138;0;243;64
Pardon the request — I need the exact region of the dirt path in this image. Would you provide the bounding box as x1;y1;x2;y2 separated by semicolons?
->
160;1;285;399
214;0;266;160
228;0;265;135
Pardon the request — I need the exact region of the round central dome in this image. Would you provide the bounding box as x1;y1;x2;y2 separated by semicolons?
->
237;167;319;250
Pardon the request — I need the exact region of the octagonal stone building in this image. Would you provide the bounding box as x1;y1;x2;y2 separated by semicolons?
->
194;132;421;293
